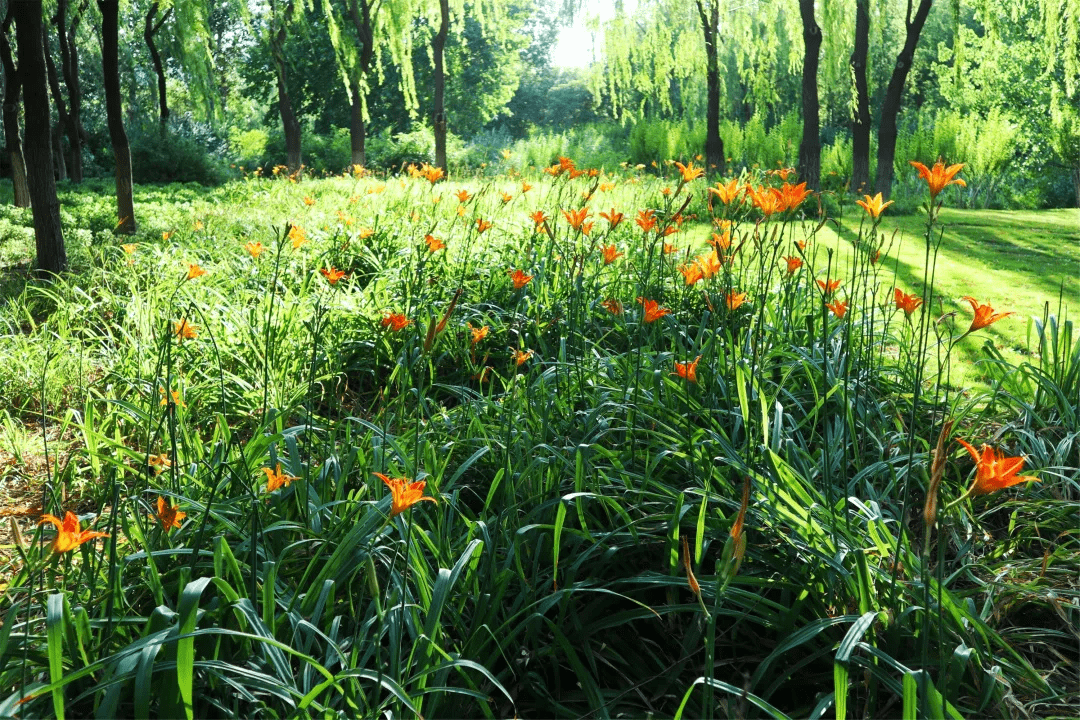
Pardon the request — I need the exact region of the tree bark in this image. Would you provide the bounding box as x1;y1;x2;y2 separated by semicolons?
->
696;0;725;175
345;0;374;169
270;0;301;172
1073;164;1080;209
850;0;871;194
432;0;448;173
43;42;67;180
796;0;821;190
55;0;85;182
144;1;170;131
874;0;934;200
349;79;365;167
13;0;66;274
1;10;30;207
99;0;136;233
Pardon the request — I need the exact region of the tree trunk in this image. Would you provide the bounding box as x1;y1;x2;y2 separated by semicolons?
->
432;0;448;173
55;0;85;182
850;0;871;194
696;0;725;175
99;0;136;233
270;4;301;172
796;0;821;190
874;0;934;200
44;43;68;180
1073;164;1080;209
144;1;169;131
349;79;365;168
345;0;374;170
1;12;31;207
13;0;66;275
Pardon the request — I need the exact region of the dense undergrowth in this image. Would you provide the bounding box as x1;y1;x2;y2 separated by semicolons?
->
0;161;1076;719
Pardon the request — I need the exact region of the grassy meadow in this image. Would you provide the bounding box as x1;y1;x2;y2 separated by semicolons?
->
0;163;1077;718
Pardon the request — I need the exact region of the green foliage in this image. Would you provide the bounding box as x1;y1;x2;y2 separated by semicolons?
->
128;125;231;186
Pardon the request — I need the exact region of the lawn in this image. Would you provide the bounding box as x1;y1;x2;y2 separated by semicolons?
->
0;167;1076;718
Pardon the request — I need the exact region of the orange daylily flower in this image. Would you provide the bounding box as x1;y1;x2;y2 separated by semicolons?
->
263;463;298;493
674;160;705;182
827;300;848;318
894;288;923;317
636;209;658;233
158;387;186;408
455;189;472;203
601;244;623;265
38;511;108;553
154;496;186;531
696;252;722;279
500;192;513;204
784;256;803;274
374;472;436;516
779;182;812;212
910;160;966;198
467;322;490;345
358;227;375;239
598;182;615;192
855;192;894;219
173;319;197;341
558;156;576;172
581;221;595;236
510;269;533;290
708;178;742;205
962;296;1012;333
521;182;533;193
637;297;671;323
747;185;784;216
672;355;701;383
817;278;841;295
186;263;206;280
162;231;173;241
600;208;624;229
512;349;533;366
709;231;732;251
679;262;704;286
529;210;549;230
425;234;445;253
320;267;347;285
288;225;307;249
244;241;264;258
122;243;137;255
421;164;444;184
726;292;747;311
303;196;315;206
194;220;204;231
148;453;172;473
601;298;624;315
955;439;1039;496
476;218;493;233
381;313;412;331
563;207;590;230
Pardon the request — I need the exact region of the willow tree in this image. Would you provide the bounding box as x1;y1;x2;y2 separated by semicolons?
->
139;0;219;130
267;0;310;171
322;0;417;168
873;0;934;199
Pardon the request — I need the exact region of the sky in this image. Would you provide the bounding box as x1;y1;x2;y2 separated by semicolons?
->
550;0;631;68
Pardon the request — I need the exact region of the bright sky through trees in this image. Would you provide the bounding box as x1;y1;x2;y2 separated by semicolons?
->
551;0;628;67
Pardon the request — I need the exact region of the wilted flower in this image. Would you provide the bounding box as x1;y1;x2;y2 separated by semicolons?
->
601;298;624;315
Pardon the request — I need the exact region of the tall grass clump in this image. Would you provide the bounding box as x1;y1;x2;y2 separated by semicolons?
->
0;156;1074;719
